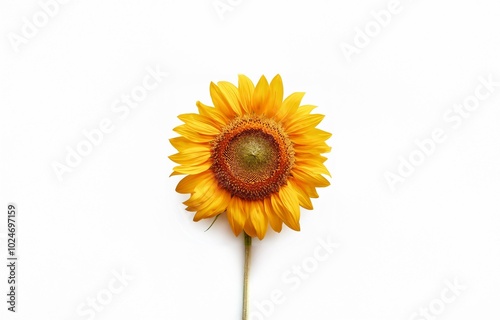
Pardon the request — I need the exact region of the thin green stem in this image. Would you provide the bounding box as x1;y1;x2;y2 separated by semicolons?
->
242;233;252;320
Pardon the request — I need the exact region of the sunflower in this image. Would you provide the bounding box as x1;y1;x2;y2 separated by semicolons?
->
170;75;331;240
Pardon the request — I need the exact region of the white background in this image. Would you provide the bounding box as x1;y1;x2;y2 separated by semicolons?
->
1;0;500;319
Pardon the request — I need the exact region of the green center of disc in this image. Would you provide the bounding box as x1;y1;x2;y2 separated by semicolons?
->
227;130;279;182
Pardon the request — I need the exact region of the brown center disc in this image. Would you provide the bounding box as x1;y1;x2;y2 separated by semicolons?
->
211;115;294;200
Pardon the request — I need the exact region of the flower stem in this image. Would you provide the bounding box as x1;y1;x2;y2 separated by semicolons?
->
242;232;252;320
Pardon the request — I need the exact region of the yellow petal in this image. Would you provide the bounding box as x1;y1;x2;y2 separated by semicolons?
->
265;74;284;118
171;161;212;176
175;171;210;193
251;75;270;115
193;187;231;221
295;153;328;162
244;200;267;240
173;125;214;143
169;136;210;153
294;158;331;177
294;142;331;154
169;152;210;168
275;92;305;122
281;104;316;128
238;74;255;113
217;81;244;116
243;217;257;238
270;184;300;231
184;180;217;208
226;196;246;236
291;128;332;145
184;172;229;211
292;167;330;188
289;179;314;210
196;101;228;129
285;114;325;135
210;82;237;119
178;113;220;136
264;197;283;232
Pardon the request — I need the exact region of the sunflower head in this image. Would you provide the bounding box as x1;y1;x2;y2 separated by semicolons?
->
170;74;331;240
